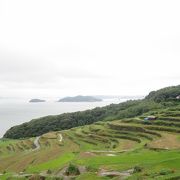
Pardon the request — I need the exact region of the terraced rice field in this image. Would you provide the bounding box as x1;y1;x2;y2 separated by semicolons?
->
0;105;180;179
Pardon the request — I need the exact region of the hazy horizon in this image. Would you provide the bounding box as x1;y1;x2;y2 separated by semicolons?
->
0;0;180;98
0;94;144;100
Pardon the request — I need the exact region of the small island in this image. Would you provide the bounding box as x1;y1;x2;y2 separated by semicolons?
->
29;99;46;103
58;95;102;102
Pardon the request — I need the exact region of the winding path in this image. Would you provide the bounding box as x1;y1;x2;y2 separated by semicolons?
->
59;134;63;142
33;136;40;151
33;133;63;151
90;149;129;153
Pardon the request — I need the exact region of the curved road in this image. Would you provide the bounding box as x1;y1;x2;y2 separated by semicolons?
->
59;134;63;142
33;133;63;151
33;136;40;151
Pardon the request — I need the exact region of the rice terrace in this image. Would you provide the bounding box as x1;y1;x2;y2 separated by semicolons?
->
0;85;180;179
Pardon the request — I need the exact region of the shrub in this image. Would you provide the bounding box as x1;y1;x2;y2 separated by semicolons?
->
47;169;52;174
65;163;80;176
133;166;143;173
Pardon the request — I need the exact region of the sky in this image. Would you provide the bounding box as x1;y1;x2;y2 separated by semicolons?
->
0;0;180;98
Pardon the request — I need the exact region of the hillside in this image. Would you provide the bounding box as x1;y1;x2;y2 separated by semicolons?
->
145;85;180;102
4;85;180;139
0;93;180;179
58;95;102;102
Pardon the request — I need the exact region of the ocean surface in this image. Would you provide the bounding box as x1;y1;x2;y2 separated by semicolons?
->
0;98;128;138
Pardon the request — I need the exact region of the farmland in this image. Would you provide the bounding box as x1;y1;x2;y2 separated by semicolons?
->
0;104;180;179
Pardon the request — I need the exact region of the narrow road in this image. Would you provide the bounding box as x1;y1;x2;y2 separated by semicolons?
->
90;150;129;153
33;136;40;151
33;134;62;151
59;134;63;142
99;168;133;178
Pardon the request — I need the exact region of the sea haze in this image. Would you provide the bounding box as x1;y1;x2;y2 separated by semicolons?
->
0;97;131;138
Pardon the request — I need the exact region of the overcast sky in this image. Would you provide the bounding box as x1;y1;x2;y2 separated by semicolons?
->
0;0;180;98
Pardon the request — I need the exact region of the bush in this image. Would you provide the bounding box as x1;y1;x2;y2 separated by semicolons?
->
133;166;143;173
47;169;52;174
65;163;80;176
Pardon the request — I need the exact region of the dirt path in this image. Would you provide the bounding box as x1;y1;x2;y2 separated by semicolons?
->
33;136;40;151
59;134;63;142
33;133;62;151
98;168;133;178
90;149;129;153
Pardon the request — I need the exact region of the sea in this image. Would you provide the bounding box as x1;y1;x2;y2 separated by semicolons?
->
0;97;133;138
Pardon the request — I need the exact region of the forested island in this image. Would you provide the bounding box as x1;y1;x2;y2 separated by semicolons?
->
29;99;46;103
58;95;102;102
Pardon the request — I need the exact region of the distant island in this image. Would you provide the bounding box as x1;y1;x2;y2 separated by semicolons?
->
58;95;102;102
29;99;46;103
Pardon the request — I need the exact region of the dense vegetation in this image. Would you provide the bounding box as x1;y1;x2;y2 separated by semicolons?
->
145;85;180;102
4;85;180;139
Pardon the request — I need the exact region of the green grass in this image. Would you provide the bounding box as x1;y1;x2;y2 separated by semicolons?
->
26;152;75;173
0;173;15;180
76;150;180;171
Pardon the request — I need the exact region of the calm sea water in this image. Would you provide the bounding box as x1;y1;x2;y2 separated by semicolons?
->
0;98;126;137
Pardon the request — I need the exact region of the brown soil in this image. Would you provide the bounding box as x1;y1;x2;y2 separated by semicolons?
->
79;151;96;158
149;133;180;149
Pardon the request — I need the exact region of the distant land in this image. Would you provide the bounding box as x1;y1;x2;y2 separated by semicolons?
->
29;99;46;103
94;95;144;100
58;95;102;102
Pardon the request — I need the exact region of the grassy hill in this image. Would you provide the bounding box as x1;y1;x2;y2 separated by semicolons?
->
0;85;180;179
